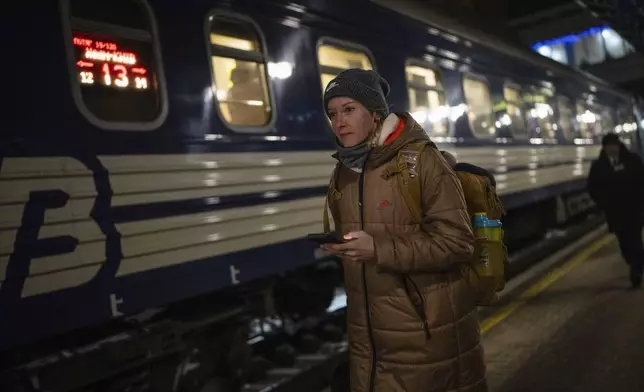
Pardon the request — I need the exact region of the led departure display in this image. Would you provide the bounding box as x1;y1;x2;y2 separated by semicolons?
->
71;31;161;123
73;34;149;91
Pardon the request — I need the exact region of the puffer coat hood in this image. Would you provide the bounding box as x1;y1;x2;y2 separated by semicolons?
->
327;112;487;391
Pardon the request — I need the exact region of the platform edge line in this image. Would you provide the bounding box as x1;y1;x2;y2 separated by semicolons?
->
480;234;614;334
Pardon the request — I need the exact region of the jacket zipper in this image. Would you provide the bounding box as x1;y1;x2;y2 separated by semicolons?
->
404;276;431;340
358;161;377;392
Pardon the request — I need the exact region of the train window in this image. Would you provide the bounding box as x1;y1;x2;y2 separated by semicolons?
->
576;100;592;138
503;86;526;137
462;76;495;137
525;92;555;138
317;41;373;93
557;96;575;140
61;0;168;130
208;14;273;129
405;62;447;134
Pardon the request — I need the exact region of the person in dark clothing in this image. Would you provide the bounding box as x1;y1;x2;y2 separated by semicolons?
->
587;133;644;288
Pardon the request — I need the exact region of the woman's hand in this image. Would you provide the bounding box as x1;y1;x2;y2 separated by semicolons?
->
322;231;375;262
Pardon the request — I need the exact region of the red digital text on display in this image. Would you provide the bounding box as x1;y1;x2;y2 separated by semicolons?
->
73;36;117;51
73;35;149;90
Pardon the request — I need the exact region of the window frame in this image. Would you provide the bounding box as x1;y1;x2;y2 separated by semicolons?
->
404;58;449;134
205;10;276;133
461;72;495;139
315;36;377;96
502;81;527;139
60;0;169;131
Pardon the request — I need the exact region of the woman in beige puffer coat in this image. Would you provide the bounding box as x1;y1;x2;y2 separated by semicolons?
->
321;68;487;392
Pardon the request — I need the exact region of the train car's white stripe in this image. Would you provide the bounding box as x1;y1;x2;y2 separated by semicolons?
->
116;196;325;237
0;146;598;225
108;166;334;206
116;222;324;278
109;178;324;207
0;147;599;297
0;196;333;280
21;265;103;298
0;198;95;230
496;163;590;193
0;159;592;256
116;210;325;277
98;151;337;173
0;145;598;181
0;156;95;179
0;146;599;206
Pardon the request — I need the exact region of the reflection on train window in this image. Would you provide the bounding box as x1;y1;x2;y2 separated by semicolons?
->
525;92;554;138
576;100;591;138
600;107;614;134
209;16;272;127
318;43;373;93
503;86;526;137
462;76;495;137
64;0;166;128
405;63;447;134
557;96;575;140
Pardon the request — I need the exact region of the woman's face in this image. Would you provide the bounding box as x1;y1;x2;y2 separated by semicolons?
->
327;97;377;147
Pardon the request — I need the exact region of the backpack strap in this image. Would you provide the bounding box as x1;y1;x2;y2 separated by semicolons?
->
394;141;430;224
323;163;341;233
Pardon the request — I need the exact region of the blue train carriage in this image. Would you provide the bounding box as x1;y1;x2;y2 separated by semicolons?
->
0;0;642;386
368;0;640;238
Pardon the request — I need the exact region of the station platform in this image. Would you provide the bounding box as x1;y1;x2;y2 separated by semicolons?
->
481;228;644;391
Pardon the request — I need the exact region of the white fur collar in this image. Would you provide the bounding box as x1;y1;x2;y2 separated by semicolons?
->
376;113;401;146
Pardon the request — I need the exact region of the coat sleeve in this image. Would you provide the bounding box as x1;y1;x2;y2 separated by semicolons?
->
372;147;475;274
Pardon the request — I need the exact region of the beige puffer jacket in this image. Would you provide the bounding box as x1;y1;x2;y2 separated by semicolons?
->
327;112;487;392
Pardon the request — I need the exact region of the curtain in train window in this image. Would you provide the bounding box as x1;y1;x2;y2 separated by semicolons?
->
462;77;495;137
557;96;575;140
64;0;166;128
317;43;373;94
503;86;526;137
209;16;272;127
405;64;448;135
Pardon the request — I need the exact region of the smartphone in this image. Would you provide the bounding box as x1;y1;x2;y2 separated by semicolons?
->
307;232;345;244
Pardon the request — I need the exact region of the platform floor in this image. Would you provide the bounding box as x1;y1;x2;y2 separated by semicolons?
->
483;233;644;392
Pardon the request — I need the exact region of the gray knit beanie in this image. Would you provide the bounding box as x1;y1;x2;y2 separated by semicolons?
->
323;68;390;118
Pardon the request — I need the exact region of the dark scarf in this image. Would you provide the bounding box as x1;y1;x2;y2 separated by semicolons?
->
335;138;372;172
